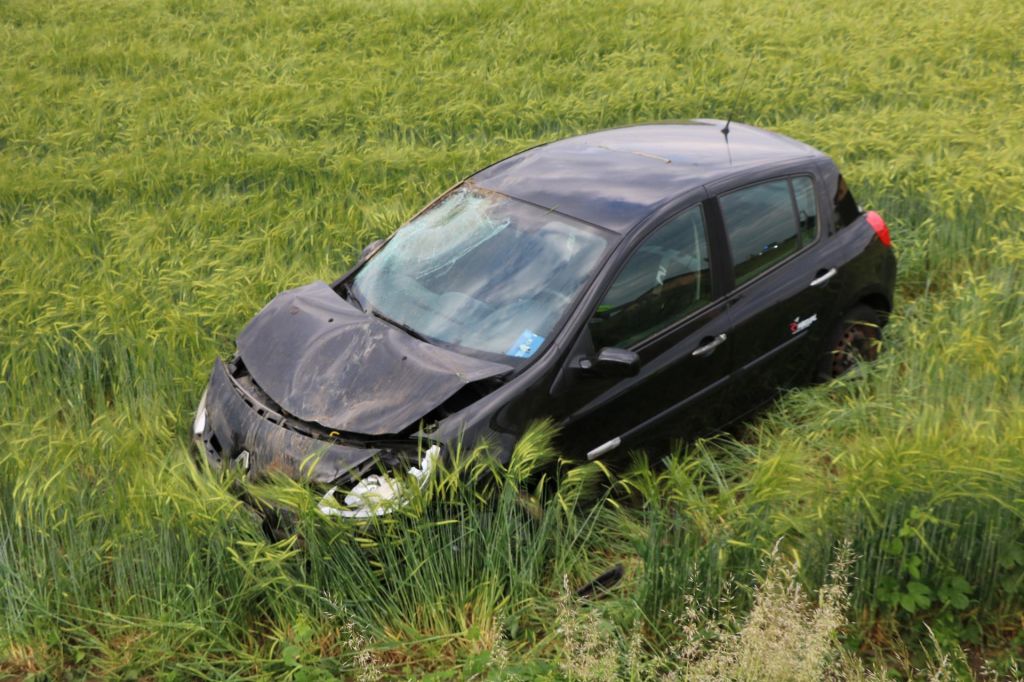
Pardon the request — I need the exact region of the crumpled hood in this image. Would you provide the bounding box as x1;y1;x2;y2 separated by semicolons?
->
236;281;512;437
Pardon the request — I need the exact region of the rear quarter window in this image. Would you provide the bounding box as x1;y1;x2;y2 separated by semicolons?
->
833;175;861;229
792;175;818;245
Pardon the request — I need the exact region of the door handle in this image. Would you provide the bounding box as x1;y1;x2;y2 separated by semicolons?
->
692;333;727;357
810;268;837;287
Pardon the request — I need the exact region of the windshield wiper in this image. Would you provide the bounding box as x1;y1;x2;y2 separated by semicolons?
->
369;309;430;344
342;282;427;342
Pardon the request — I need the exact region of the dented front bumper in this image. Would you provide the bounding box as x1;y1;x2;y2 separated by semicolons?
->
194;357;415;486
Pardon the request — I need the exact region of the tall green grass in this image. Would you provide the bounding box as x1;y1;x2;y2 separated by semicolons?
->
2;0;1023;677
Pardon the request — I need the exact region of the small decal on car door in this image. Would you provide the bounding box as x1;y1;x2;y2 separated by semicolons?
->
789;314;818;334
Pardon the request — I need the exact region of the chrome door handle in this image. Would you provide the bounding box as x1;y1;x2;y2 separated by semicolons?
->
810;268;837;287
692;333;727;357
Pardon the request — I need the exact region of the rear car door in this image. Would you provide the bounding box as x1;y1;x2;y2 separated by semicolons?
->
712;173;842;398
553;201;734;461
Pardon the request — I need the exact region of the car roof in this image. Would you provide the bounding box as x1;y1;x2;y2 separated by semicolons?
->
471;120;825;233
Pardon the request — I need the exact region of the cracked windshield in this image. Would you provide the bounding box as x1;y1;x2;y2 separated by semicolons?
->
353;186;611;358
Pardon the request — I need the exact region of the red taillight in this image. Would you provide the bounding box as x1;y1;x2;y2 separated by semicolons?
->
865;211;891;248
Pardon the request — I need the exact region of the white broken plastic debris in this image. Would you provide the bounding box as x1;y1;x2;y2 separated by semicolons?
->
236;449;251;472
192;388;208;439
317;444;441;519
408;443;439;482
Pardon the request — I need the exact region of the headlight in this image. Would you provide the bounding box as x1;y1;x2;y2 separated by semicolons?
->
317;444;440;519
192;388;208;441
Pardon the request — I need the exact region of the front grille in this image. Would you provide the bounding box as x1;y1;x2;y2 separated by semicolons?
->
225;358;412;449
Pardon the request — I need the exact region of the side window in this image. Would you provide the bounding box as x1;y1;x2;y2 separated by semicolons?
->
792;176;818;245
719;179;799;286
589;205;711;349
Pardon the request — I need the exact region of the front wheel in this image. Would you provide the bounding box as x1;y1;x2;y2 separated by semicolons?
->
817;304;883;380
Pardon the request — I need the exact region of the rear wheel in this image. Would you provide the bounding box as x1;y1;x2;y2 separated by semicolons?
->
818;304;882;380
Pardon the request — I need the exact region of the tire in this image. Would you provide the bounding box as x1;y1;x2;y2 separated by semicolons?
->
817;304;883;380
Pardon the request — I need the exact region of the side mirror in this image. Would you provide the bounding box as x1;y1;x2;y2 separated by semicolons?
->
360;239;384;260
580;347;640;378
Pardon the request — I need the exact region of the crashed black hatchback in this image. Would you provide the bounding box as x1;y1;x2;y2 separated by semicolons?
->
192;120;896;517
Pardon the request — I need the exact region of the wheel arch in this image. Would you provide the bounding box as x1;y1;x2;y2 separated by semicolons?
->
857;291;892;324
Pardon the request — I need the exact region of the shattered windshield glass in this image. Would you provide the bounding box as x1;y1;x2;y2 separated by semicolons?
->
352;186;611;359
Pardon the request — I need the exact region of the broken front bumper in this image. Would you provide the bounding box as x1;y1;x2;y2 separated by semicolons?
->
193;357;412;486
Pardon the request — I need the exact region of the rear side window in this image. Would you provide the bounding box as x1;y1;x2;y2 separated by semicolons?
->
719;176;818;286
589;205;711;349
720;180;798;285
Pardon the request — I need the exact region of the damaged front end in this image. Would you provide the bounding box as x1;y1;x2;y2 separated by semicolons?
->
192;356;444;519
191;280;513;522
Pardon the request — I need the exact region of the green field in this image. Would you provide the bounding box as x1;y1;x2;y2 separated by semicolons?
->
2;0;1023;678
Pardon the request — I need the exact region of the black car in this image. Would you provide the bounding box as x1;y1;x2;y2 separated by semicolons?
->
192;120;895;517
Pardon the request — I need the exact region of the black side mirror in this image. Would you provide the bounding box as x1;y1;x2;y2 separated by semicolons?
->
360;239;384;260
580;347;640;378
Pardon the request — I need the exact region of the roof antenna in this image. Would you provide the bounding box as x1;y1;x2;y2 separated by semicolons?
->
721;52;757;149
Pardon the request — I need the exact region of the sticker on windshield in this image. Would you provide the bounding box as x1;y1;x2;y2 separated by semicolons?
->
506;330;545;358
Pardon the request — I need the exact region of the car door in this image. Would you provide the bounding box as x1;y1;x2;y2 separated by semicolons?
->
712;174;842;398
552;201;734;462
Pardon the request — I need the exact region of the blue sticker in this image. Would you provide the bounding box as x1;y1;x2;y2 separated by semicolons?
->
506;329;545;358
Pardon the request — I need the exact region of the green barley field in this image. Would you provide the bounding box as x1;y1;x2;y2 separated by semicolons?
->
2;0;1023;678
